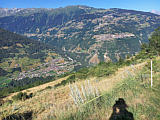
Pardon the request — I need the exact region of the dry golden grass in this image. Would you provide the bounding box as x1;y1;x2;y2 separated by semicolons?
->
0;62;146;119
94;62;146;93
3;76;69;101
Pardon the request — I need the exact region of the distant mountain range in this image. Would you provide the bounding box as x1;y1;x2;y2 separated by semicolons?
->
0;8;51;17
0;5;160;66
151;10;160;15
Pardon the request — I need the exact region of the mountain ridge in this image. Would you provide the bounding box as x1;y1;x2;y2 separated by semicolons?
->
0;6;160;66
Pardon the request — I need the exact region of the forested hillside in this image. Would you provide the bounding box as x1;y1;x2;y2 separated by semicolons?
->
0;28;54;62
0;6;160;65
0;28;77;97
0;28;58;72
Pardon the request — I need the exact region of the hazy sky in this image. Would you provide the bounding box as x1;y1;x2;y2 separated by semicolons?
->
0;0;160;12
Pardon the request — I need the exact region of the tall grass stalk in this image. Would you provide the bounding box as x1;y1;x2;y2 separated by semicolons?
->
69;80;100;106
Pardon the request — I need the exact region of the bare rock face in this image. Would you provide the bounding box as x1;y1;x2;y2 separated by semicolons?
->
104;52;111;62
0;8;22;17
89;53;100;64
0;8;50;17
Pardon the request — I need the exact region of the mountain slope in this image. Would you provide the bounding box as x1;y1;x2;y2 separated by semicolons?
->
0;6;160;65
0;28;77;93
0;28;53;62
0;28;55;69
0;8;51;17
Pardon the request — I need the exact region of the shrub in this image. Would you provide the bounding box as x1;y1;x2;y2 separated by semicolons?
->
12;92;33;101
45;86;52;89
5;100;13;104
2;111;33;120
0;99;5;106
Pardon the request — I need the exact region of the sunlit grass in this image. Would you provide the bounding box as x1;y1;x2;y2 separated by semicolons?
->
0;58;159;120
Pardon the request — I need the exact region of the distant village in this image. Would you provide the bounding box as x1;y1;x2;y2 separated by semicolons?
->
14;57;79;80
94;33;135;42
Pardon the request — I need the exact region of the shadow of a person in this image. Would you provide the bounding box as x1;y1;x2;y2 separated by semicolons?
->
109;98;134;120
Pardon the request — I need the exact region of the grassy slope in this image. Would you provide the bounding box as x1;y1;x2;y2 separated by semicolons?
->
3;76;69;101
0;59;147;119
61;57;160;120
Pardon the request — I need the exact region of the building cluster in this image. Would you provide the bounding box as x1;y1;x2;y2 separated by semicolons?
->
94;33;135;42
15;58;75;80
